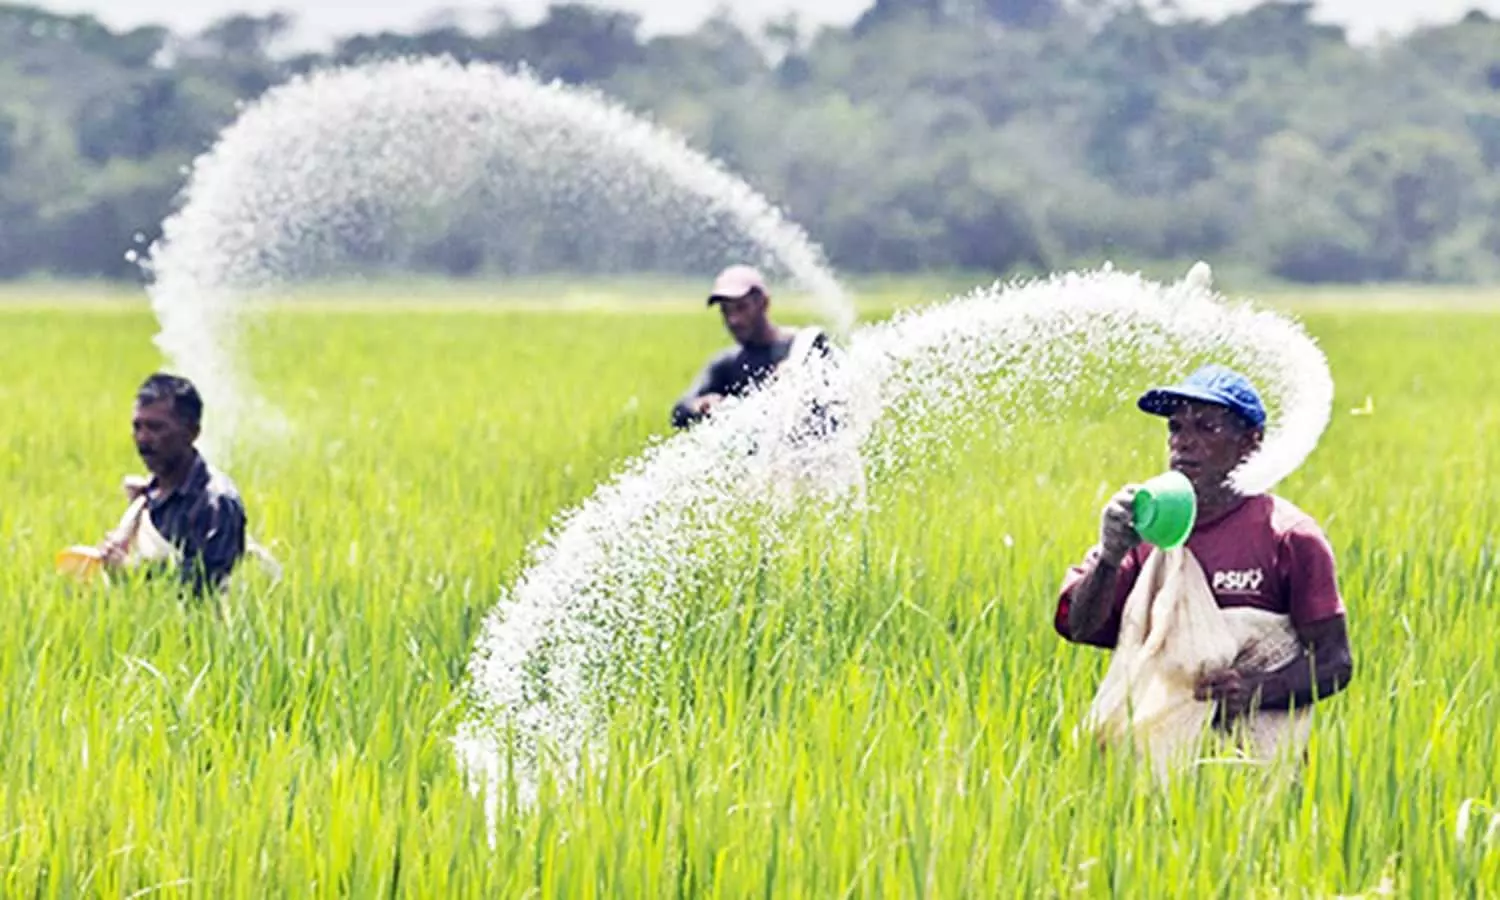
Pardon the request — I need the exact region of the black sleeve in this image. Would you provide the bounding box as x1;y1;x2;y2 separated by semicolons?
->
180;494;248;595
671;352;731;429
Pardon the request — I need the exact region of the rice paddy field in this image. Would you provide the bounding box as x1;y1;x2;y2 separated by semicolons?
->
0;279;1496;897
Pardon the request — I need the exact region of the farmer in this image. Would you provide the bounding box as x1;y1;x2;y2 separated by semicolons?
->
99;373;248;596
1055;364;1354;730
670;264;835;430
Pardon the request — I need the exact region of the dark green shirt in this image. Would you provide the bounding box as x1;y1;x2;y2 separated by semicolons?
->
672;329;833;429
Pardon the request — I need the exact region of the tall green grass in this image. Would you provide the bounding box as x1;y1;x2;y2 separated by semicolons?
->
0;290;1495;896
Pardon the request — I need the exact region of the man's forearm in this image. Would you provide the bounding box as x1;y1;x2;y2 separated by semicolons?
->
1066;556;1121;641
1246;618;1354;711
1251;649;1353;711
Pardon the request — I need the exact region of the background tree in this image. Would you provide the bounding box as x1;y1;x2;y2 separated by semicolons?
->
0;0;1498;283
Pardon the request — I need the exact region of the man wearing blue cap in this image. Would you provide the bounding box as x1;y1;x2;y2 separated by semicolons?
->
1055;364;1354;730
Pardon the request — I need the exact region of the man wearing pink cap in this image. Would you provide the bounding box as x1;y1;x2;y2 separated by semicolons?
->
671;264;833;430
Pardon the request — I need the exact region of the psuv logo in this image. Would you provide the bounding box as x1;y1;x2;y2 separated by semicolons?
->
1212;568;1265;594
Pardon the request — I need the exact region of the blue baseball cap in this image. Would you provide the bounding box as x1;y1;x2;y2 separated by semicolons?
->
1137;364;1267;428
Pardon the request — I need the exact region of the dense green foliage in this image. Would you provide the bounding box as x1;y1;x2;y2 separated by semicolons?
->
4;1;1500;282
1;284;1496;895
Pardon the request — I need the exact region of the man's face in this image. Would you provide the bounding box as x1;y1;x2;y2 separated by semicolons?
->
133;399;196;476
1166;400;1262;495
717;291;768;344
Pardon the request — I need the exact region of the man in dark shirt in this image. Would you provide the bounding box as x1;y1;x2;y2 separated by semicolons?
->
671;264;835;430
101;373;248;596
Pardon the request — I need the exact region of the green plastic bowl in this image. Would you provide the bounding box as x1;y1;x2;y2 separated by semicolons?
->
1133;470;1198;549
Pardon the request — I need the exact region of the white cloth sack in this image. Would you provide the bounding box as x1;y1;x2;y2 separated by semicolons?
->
759;327;867;510
1083;546;1311;776
111;493;181;568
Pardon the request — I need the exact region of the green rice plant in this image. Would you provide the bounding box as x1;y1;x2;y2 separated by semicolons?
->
0;286;1494;897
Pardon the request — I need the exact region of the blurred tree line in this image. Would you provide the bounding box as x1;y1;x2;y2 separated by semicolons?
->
3;0;1500;282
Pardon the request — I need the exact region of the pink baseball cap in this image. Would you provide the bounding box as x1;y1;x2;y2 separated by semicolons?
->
707;264;767;305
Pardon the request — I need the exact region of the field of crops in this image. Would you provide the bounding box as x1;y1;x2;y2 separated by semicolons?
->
0;280;1496;896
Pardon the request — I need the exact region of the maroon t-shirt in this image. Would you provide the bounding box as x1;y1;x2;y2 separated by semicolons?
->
1055;494;1344;649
